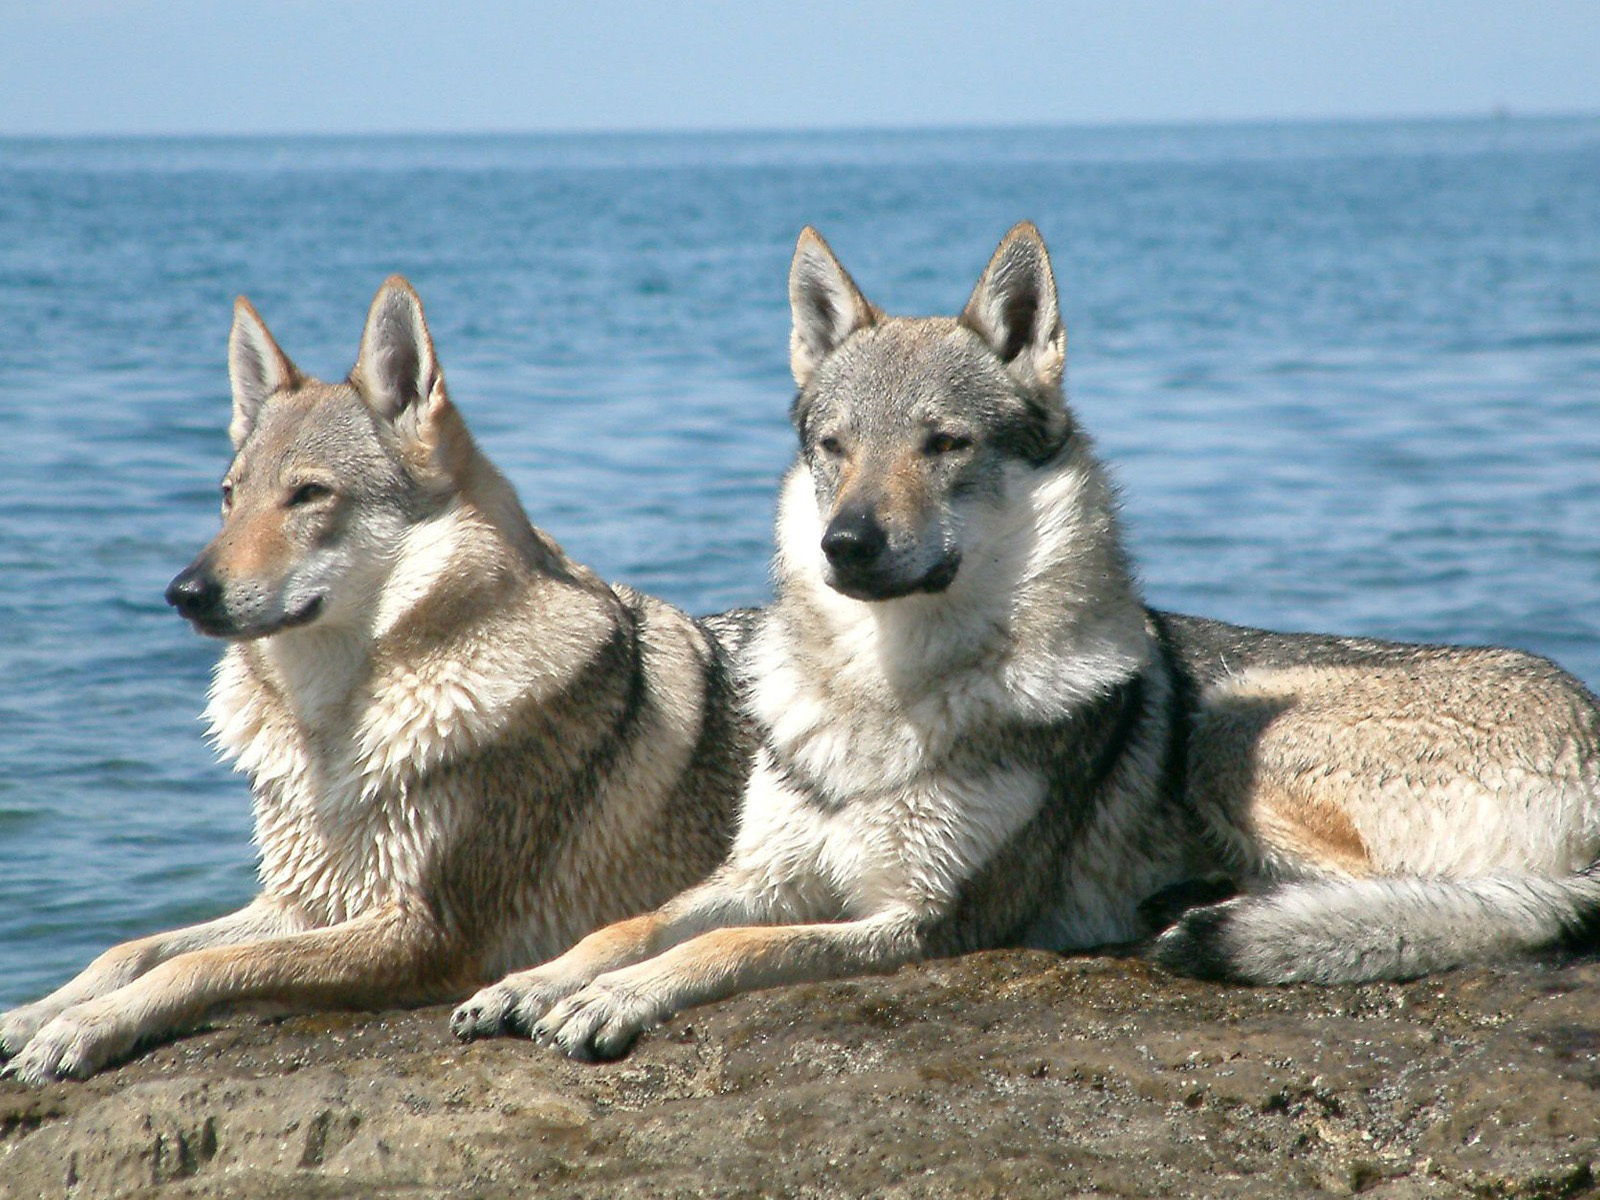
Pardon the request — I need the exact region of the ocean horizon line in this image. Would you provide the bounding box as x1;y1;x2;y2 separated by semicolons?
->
4;112;1597;174
3;108;1599;146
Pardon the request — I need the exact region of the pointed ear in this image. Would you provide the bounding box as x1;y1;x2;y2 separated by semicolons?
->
960;222;1066;390
228;297;300;448
789;227;878;388
351;275;441;424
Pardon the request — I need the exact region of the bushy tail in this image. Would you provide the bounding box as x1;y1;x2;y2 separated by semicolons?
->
1151;868;1600;984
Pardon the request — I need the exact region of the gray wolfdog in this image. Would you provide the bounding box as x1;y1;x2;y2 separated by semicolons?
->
453;222;1600;1061
0;278;752;1083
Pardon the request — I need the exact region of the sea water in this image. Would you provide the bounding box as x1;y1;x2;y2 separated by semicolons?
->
1;117;1597;1005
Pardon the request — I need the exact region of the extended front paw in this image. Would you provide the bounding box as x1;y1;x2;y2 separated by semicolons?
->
0;1003;57;1062
451;970;584;1042
531;978;663;1062
5;1006;133;1085
1148;899;1248;983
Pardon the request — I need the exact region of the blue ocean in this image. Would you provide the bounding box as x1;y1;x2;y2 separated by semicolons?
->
1;118;1597;1008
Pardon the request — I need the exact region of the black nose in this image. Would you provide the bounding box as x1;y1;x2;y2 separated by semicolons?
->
822;507;888;569
165;566;222;620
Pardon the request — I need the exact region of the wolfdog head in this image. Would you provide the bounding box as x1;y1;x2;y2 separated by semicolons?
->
787;222;1072;602
166;278;479;639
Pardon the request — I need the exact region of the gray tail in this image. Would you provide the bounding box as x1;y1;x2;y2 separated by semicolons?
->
1150;869;1600;984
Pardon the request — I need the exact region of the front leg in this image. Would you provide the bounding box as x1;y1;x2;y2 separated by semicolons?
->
452;869;772;1041
0;898;296;1061
6;904;447;1084
538;911;926;1061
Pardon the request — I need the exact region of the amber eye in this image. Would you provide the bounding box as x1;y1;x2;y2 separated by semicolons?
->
287;481;333;508
818;436;845;457
925;432;972;455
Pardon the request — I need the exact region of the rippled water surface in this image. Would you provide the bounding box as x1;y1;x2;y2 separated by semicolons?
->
1;118;1598;1005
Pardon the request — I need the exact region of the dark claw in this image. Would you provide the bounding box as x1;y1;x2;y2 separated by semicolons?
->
587;1029;638;1062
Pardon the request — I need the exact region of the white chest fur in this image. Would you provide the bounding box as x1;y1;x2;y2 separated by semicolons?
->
206;636;464;925
732;757;1047;920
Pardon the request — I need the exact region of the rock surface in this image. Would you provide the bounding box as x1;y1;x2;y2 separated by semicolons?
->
3;951;1599;1198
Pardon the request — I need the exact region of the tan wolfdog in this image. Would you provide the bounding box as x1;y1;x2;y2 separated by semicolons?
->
453;223;1600;1061
0;278;752;1083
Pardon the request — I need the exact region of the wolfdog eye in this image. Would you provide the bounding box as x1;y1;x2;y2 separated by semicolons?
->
818;436;845;457
925;432;973;456
220;481;234;510
287;481;334;507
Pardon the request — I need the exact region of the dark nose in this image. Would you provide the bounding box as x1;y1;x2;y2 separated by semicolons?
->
165;565;222;620
822;507;888;570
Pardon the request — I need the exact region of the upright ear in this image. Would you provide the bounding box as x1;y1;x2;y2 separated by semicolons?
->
351;275;441;426
789;227;878;388
960;222;1066;390
228;297;301;448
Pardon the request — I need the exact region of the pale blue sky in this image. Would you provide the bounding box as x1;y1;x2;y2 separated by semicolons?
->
2;0;1597;136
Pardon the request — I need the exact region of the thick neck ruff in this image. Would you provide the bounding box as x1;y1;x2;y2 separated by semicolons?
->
202;501;606;922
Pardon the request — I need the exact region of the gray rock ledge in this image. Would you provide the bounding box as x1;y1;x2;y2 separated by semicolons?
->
3;951;1598;1198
